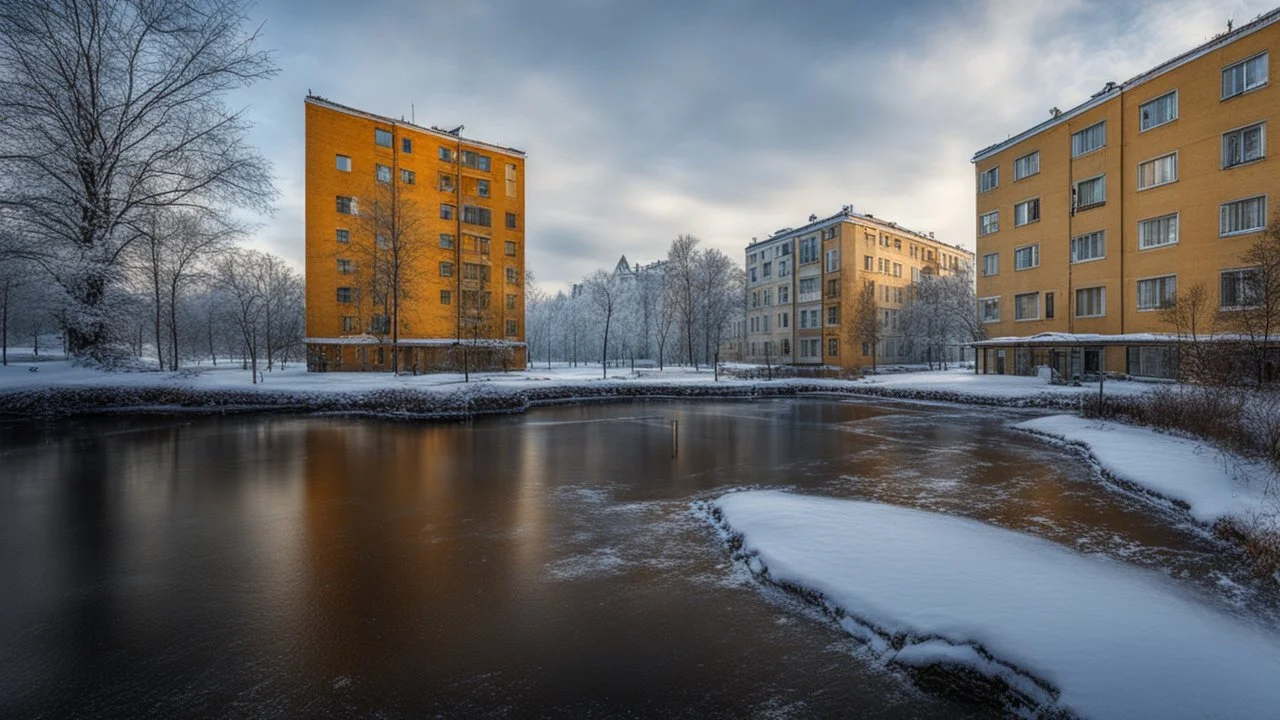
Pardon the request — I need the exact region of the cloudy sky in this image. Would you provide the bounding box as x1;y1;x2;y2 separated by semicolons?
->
237;0;1273;293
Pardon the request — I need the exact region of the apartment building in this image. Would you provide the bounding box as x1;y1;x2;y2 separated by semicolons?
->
304;96;526;371
744;208;973;371
972;11;1279;379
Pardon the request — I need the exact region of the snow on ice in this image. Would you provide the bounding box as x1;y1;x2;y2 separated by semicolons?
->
710;490;1280;720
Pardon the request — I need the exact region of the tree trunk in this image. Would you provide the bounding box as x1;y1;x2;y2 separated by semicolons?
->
601;312;611;380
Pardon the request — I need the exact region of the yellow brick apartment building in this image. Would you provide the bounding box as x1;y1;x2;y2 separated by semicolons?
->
744;208;973;372
972;11;1279;379
304;96;526;372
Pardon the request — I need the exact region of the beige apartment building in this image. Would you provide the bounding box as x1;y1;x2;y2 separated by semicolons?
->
972;11;1279;379
744;207;972;371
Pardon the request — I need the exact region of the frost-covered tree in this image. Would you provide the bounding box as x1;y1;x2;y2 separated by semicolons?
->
666;235;701;369
584;269;619;379
0;0;277;361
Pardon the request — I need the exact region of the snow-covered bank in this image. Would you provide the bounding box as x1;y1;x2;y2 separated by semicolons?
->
707;491;1280;719
0;361;1157;417
1014;415;1276;526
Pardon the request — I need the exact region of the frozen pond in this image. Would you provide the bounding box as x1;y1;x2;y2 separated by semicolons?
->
1;399;1275;717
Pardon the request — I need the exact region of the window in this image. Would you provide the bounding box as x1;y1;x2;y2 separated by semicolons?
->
341;316;357;333
369;314;389;334
825;249;840;272
799;236;819;264
440;290;451;305
864;255;873;271
1222;52;1268;99
460;150;491;171
477;237;490;255
439;174;456;192
505;240;516;256
1139;213;1179;249
1075;175;1105;210
1222;123;1265;168
1014;292;1039;320
1137;275;1177;310
462;263;490;282
1014;198;1040;226
441;204;455;220
336;154;351;172
1220;196;1267;236
980;297;1000;323
336;287;353;303
827;338;839;357
1075;287;1106;318
798;277;819;300
1221;268;1262;309
506;212;518;230
463;206;492;227
1071;121;1106;157
799;308;820;329
763;261;772;278
401;169;415;185
506;320;518;337
1136;153;1177;190
979;210;999;236
982;252;999;276
801;338;821;358
778;285;789;303
1045;292;1054;319
827;278;839;298
750;268;758;283
336;228;350;244
1014;244;1040;270
781;338;791;355
1071;231;1105;262
979;166;999;192
375;128;392;147
1014;152;1039;180
821;226;837;240
440;233;455;249
826;305;838;326
477;179;490;197
893;263;902;278
506;294;517;311
506;163;518;197
1128;346;1178;379
506;267;518;283
401;137;412;154
337;258;352;274
439;261;454;277
336;196;356;215
439;146;455;162
1140;91;1178;131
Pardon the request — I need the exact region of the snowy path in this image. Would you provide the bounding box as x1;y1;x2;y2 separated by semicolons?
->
1014;415;1276;525
709;490;1280;719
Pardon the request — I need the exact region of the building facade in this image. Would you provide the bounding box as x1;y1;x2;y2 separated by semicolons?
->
972;12;1279;379
744;208;973;371
304;97;526;371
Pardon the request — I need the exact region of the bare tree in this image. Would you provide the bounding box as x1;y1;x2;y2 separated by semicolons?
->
696;248;740;380
1220;219;1280;385
850;280;882;373
585;269;618;379
656;274;677;371
666;234;701;368
1159;283;1226;383
524;271;550;369
0;0;277;361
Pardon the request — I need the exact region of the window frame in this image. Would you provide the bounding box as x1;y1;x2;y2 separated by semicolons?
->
1221;121;1266;169
979;166;999;193
1136;274;1177;311
1071;121;1106;157
979;296;1001;323
335;154;352;172
1013;151;1040;181
1136;151;1178;191
979;210;999;236
1070;230;1106;263
1074;286;1107;318
1219;195;1268;237
374;128;393;147
1220;267;1263;310
1138;90;1178;132
1221;51;1269;100
1013;243;1040;271
981;252;999;276
1074;174;1106;211
1138;212;1179;250
1014;291;1040;321
1013;197;1040;227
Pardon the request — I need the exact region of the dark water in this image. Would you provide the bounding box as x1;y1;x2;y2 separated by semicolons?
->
1;399;1275;718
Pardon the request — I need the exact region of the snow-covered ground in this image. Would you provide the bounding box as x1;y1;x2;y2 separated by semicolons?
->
1015;415;1277;526
709;490;1280;719
0;355;1157;411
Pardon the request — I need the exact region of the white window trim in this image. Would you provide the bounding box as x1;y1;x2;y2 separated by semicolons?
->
1135;273;1177;312
1221;120;1267;169
979;210;999;236
1136;151;1178;191
1219;266;1263;311
1013;197;1040;227
1071;121;1106;158
1013;243;1040;271
1221;51;1270;101
1137;211;1179;251
981;252;999;276
979;296;1001;324
1219;194;1269;238
1073;286;1107;318
1013;151;1040;181
1013;292;1041;322
979;166;999;193
1138;89;1179;133
1070;230;1106;264
1074;173;1106;211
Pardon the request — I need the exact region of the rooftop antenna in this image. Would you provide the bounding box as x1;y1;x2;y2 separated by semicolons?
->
1227;15;1234;32
411;103;415;124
